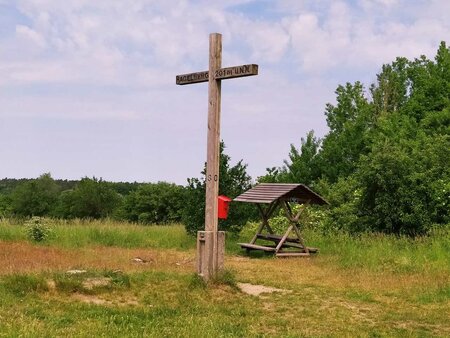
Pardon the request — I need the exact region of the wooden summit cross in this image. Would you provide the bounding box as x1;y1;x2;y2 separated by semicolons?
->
176;33;258;280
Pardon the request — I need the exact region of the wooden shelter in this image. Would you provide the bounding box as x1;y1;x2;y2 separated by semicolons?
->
234;183;329;257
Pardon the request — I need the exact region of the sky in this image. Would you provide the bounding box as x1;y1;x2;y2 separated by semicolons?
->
0;0;448;185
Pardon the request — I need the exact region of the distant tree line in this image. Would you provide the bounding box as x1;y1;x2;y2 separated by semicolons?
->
0;143;256;234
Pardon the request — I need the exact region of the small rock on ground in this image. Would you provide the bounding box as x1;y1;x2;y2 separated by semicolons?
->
66;269;87;275
131;257;149;263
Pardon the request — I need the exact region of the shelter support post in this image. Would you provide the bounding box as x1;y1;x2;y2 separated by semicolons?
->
280;200;311;255
250;202;278;244
275;224;294;252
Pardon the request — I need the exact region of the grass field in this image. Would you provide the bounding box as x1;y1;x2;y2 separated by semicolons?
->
0;218;449;337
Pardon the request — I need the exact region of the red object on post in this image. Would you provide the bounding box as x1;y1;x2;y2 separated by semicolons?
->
218;195;232;219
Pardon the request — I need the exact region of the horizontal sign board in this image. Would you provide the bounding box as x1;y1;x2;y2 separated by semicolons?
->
215;64;258;80
176;64;258;85
176;71;209;85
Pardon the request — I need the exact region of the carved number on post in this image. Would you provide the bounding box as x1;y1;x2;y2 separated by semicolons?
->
207;174;218;182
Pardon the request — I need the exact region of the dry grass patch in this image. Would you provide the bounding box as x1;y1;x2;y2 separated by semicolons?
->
225;254;450;336
0;241;195;275
226;254;448;295
72;293;139;307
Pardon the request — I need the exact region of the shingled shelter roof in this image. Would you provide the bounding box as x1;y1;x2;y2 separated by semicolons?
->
234;183;328;205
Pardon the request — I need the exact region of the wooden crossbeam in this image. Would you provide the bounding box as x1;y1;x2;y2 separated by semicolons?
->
276;252;311;257
256;233;300;243
176;64;258;85
238;243;276;252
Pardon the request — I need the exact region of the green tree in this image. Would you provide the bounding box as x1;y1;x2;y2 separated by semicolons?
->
318;81;374;182
258;131;321;185
0;194;12;218
257;167;283;183
119;182;185;224
56;177;121;219
354;42;450;234
403;42;450;121
370;57;410;118
0;178;28;195
265;42;450;235
266;82;374;185
282;130;321;185
10;173;59;217
182;142;256;235
357;118;449;235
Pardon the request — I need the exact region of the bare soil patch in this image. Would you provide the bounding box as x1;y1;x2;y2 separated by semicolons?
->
237;282;291;296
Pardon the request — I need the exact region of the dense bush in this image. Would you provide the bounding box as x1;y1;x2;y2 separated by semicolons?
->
357;119;449;235
118;182;185;224
24;217;53;242
54;177;121;219
0;194;12;218
10;173;59;217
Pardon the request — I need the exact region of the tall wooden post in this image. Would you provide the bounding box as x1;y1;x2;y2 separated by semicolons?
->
205;33;222;273
176;33;258;280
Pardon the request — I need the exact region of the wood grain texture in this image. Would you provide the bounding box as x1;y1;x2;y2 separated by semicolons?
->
204;32;221;234
205;33;222;275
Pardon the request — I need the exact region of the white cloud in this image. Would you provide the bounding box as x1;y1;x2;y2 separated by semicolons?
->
227;15;290;63
359;0;400;10
5;0;448;86
15;24;46;48
284;0;449;74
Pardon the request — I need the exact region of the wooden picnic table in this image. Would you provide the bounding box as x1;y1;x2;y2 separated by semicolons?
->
234;183;329;257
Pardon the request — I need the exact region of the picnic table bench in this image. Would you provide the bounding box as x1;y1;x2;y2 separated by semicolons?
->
234;183;328;257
